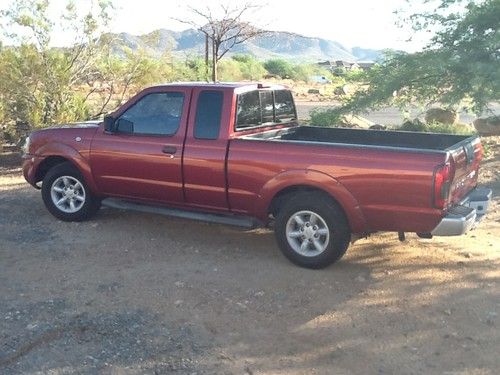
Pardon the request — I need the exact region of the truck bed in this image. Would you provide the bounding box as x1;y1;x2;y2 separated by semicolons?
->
242;126;474;152
231;124;482;232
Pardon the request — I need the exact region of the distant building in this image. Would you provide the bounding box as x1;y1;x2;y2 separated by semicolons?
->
317;60;358;72
357;61;376;71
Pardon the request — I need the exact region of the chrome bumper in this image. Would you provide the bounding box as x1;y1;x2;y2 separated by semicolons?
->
431;187;492;236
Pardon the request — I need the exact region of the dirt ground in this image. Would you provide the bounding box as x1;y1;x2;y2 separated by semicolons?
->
0;136;499;374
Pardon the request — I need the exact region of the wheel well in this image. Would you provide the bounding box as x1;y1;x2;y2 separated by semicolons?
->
268;185;352;231
35;156;72;183
268;185;343;218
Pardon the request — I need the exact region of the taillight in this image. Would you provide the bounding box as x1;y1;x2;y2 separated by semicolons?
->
433;163;453;209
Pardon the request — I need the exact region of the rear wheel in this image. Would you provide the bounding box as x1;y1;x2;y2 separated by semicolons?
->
274;192;351;269
41;162;100;221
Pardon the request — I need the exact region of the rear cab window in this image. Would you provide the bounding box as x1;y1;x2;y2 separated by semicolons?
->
235;89;297;131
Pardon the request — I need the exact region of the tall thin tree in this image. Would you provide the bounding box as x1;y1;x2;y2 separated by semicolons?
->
176;3;266;82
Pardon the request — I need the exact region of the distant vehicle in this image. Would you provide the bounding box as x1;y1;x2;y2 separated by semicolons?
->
310;75;332;84
23;83;491;269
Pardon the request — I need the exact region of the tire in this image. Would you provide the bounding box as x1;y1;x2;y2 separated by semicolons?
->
41;162;101;222
274;192;351;269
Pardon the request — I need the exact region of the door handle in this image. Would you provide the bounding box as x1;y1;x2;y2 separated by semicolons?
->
162;145;177;154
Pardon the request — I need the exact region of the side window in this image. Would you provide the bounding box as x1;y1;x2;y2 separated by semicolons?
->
117;92;184;135
236;91;260;129
274;90;296;122
194;90;223;140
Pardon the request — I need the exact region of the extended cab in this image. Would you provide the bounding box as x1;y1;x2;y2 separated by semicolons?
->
23;83;492;268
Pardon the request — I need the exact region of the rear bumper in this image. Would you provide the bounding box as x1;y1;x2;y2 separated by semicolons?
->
431;187;492;236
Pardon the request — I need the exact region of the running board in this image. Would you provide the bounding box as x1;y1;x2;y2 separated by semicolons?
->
102;198;262;229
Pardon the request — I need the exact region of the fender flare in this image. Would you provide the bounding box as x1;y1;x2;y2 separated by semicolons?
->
35;142;99;194
255;169;367;234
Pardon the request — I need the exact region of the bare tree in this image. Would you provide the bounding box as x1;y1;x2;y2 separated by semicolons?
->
177;3;266;82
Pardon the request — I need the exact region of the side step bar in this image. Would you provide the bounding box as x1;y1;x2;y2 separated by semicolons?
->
102;198;263;229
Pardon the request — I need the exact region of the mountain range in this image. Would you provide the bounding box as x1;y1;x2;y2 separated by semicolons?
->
110;28;383;62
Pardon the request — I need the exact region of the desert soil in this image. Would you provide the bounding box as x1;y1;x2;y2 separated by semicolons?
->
0;136;499;374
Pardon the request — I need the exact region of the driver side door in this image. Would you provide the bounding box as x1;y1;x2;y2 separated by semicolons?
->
90;88;190;205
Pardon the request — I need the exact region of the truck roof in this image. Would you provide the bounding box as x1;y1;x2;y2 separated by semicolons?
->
151;82;287;91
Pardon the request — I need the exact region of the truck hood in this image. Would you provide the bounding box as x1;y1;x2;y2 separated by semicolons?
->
28;121;101;155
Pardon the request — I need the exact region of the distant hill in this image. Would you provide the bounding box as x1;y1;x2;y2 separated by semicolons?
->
109;28;384;62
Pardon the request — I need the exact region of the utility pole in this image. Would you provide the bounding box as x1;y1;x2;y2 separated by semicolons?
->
212;38;217;82
205;34;209;81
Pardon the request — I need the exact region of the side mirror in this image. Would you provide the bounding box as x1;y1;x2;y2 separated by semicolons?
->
116;118;134;134
103;115;115;132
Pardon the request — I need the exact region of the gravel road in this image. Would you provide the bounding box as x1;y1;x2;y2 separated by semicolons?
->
0;139;499;374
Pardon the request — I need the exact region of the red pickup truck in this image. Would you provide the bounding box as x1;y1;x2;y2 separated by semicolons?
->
23;83;491;268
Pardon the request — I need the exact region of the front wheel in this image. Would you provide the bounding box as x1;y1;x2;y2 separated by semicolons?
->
41;162;101;222
274;192;351;269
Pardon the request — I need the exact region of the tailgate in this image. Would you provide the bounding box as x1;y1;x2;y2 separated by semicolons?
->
448;136;483;205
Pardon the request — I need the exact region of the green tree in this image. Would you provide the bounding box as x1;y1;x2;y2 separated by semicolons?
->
0;0;168;143
178;3;266;82
0;0;114;141
263;59;294;78
330;0;499;117
218;58;243;81
232;54;266;80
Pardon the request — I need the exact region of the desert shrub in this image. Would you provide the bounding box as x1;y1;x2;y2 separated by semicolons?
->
218;59;243;81
232;55;266;80
344;69;366;82
172;58;208;81
263;59;294;78
290;64;314;82
398;120;475;135
309;108;342;127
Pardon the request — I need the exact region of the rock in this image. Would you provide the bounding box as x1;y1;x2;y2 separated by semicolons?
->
354;275;366;282
174;300;183;307
473;116;500;136
174;281;185;288
235;302;247;310
425;108;459;124
369;124;386;130
339;114;374;129
401;118;426;131
334;86;346;96
307;89;320;94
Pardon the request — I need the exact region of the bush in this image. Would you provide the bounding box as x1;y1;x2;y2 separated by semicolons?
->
310;110;476;135
263;59;294;78
218;59;243;81
309;108;342;127
232;55;266;80
398;120;475;135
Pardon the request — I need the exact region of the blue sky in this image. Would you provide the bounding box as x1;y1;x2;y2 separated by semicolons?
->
0;0;437;51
